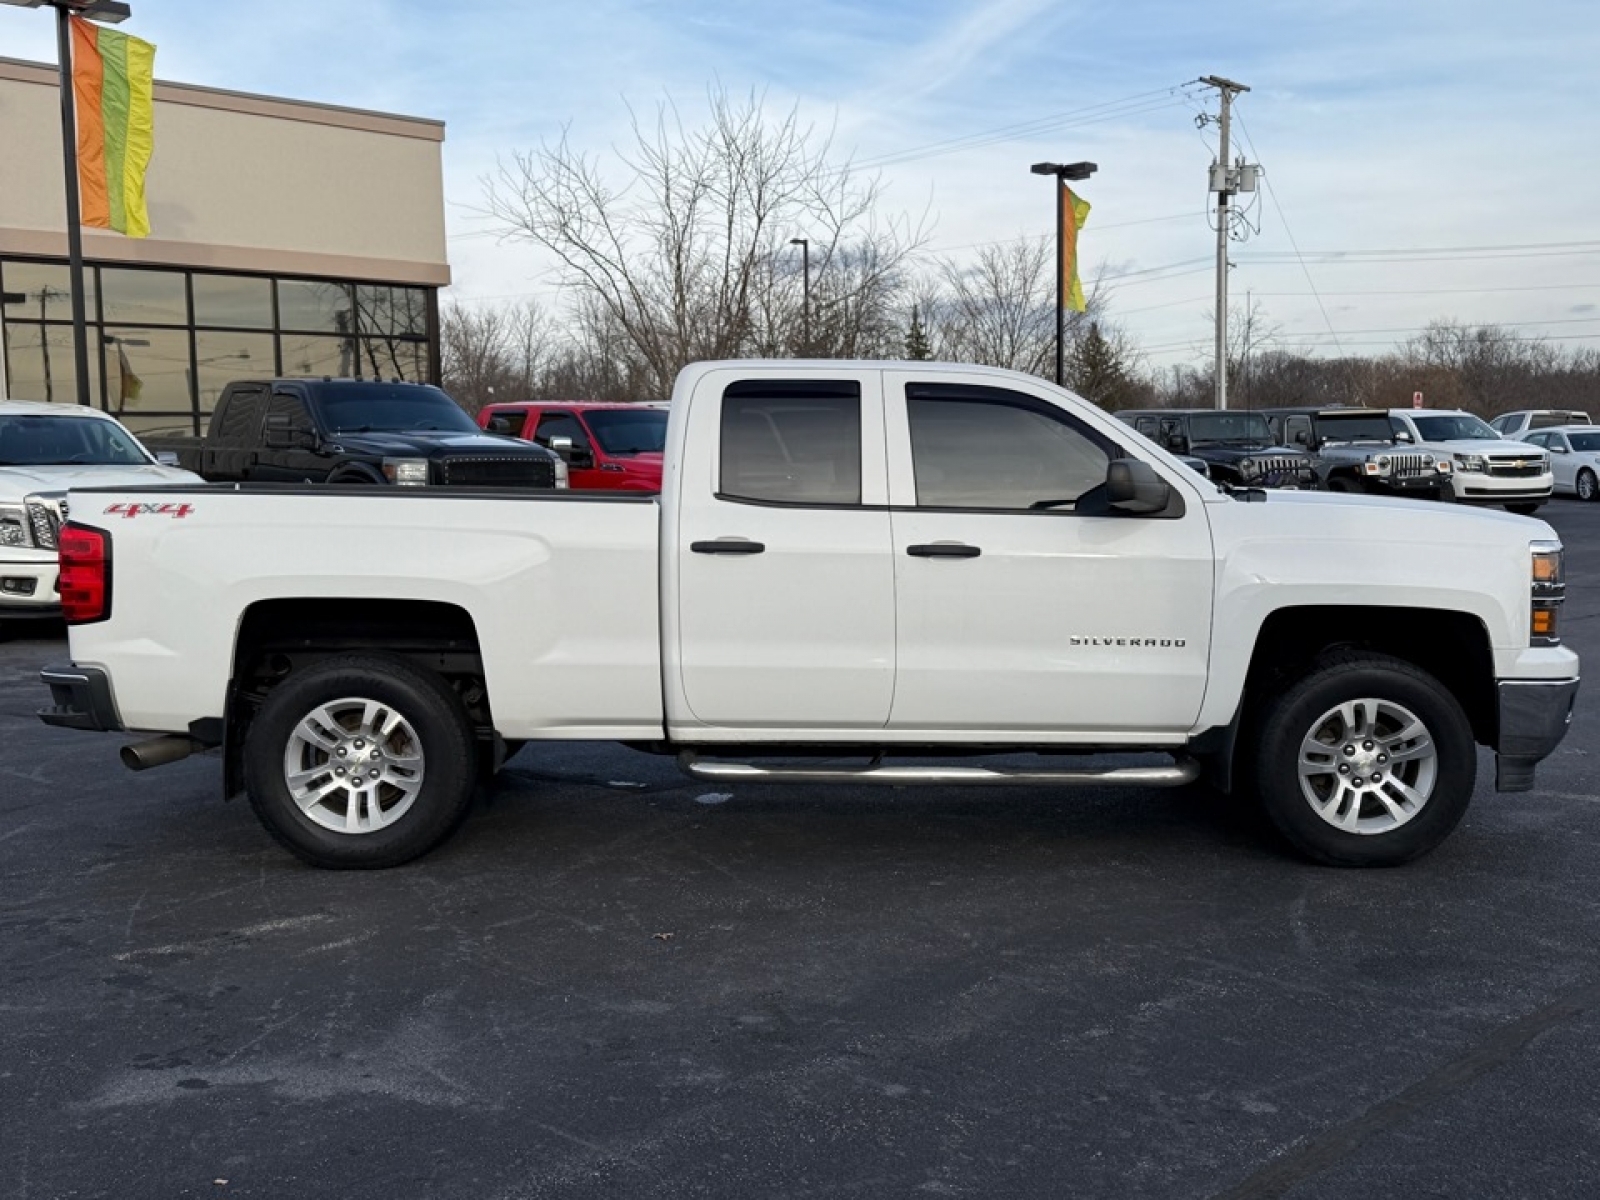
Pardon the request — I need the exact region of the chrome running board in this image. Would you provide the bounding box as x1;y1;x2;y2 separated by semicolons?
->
677;754;1200;788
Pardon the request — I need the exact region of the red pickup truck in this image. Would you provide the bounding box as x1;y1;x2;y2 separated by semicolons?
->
477;402;667;491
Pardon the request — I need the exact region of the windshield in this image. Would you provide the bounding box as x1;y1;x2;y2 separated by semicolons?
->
1411;414;1498;441
1315;414;1394;442
584;408;668;455
315;385;479;434
0;414;150;466
1187;412;1272;445
1568;432;1600;453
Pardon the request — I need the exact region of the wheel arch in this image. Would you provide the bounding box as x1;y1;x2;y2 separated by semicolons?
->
1201;605;1496;791
224;597;490;797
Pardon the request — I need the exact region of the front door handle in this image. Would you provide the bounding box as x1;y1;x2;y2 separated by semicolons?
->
691;539;766;555
906;543;981;559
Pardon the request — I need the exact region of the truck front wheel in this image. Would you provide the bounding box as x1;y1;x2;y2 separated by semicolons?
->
242;654;477;868
1250;652;1476;866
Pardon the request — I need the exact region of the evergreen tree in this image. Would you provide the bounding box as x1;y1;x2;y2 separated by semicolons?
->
903;304;932;361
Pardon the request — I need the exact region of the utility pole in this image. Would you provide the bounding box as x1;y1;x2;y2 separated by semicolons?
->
1200;75;1249;410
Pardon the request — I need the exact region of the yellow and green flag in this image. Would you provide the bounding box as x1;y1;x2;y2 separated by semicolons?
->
70;15;156;238
1061;184;1091;312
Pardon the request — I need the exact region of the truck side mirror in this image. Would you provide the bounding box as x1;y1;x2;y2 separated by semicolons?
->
154;451;180;467
1164;433;1189;454
264;412;317;450
1394;429;1413;443
547;435;594;468
1106;459;1171;514
486;415;516;435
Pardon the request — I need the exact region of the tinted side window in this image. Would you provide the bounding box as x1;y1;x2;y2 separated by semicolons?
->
719;381;862;505
1135;417;1158;437
212;387;266;445
267;391;314;434
1531;413;1567;429
1285;416;1312;446
535;411;589;450
906;384;1115;511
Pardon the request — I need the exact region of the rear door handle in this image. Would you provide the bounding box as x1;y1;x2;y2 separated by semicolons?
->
691;539;766;555
906;543;981;559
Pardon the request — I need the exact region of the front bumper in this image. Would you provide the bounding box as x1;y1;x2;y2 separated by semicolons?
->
37;662;124;732
1452;473;1554;502
0;555;60;614
1494;677;1580;791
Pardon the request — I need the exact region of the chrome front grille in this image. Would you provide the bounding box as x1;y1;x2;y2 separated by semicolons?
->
1486;456;1547;478
1389;453;1430;478
25;494;65;550
439;456;558;488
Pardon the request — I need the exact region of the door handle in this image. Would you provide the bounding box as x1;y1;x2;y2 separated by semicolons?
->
906;543;981;558
691;539;766;555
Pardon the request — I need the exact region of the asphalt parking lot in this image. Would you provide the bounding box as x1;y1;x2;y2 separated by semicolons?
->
4;500;1599;1200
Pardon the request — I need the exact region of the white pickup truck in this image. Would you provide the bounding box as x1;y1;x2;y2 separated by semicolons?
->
38;361;1580;870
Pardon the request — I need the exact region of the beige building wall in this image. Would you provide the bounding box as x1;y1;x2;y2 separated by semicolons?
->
0;57;449;287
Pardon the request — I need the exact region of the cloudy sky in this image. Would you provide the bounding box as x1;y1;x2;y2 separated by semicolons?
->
4;0;1596;370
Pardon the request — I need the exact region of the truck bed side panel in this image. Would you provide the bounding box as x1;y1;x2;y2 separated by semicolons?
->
64;488;664;739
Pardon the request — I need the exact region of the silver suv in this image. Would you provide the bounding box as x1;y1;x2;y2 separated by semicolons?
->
1260;407;1454;498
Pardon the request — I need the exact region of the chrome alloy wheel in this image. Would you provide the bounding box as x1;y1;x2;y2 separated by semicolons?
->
282;697;426;834
1296;698;1437;835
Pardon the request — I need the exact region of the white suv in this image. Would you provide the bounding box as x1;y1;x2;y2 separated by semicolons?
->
1387;408;1552;514
1489;409;1592;438
0;401;200;627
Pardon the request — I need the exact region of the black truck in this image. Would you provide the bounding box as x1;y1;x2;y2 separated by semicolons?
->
145;379;563;488
1115;408;1316;488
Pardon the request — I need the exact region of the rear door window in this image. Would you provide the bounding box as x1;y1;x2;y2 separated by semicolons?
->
719;381;862;505
212;386;266;445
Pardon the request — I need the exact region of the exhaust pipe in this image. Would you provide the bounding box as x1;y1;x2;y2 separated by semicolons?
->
120;734;201;772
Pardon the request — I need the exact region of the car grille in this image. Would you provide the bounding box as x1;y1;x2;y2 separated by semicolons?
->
1486;456;1547;478
438;456;557;488
1389;453;1431;478
1251;455;1316;484
25;495;65;550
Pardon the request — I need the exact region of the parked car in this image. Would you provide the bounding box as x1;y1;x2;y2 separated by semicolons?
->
1489;410;1593;437
144;379;565;489
1116;409;1315;488
477;401;667;491
1519;426;1600;501
1387;409;1551;514
0;400;200;628
1260;407;1454;498
39;361;1577;873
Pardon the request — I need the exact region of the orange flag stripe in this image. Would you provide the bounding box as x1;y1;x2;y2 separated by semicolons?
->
71;16;110;229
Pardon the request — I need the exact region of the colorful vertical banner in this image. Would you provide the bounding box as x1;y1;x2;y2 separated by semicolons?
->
1061;184;1091;312
70;14;156;238
115;343;143;412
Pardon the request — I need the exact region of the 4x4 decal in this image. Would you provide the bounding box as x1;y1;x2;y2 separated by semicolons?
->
104;502;195;519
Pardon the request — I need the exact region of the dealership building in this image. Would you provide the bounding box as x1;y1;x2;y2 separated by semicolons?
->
0;55;449;434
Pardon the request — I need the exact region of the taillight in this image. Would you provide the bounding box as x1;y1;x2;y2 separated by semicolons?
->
58;524;111;624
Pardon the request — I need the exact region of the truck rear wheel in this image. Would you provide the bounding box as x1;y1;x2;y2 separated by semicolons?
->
1249;651;1475;866
243;653;477;868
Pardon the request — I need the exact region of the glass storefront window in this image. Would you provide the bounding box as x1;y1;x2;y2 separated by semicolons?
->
193;274;273;329
354;284;427;337
2;321;102;406
99;267;188;326
278;279;355;334
355;337;427;381
280;332;357;378
195;330;275;417
101;327;192;415
1;261;96;321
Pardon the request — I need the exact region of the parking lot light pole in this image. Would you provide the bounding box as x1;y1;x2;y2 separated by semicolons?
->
1030;160;1097;386
1;0;134;407
789;238;810;355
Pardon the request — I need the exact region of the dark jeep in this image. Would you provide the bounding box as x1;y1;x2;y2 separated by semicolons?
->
1116;409;1315;489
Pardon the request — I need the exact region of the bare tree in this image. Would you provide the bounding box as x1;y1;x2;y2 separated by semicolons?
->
482;88;925;396
933;236;1057;374
441;300;556;411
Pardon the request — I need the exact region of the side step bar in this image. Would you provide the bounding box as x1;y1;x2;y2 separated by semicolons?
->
678;753;1200;788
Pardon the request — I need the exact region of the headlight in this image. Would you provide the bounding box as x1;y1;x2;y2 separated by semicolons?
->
1531;540;1565;645
0;505;32;548
381;457;430;486
1363;456;1391;476
1454;453;1486;473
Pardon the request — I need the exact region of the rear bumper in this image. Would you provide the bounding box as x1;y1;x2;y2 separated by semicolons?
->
1494;677;1580;791
37;662;123;732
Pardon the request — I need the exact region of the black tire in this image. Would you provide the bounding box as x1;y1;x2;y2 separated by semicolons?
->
1578;469;1598;503
243;653;477;868
1249;651;1476;867
1505;502;1543;515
